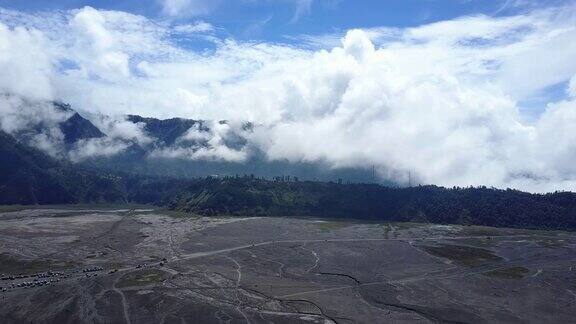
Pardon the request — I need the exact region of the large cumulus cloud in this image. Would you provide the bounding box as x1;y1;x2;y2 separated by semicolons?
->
0;22;53;100
1;5;576;191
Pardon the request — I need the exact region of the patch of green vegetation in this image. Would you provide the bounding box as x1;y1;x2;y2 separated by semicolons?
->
459;226;506;237
85;251;109;259
420;244;502;267
451;237;498;248
117;269;167;288
391;222;427;231
537;238;567;248
0;253;75;275
0;205;28;213
145;255;164;262
49;204;155;211
0;204;155;214
157;209;200;219
314;221;352;232
484;267;530;279
382;223;392;239
460;225;560;237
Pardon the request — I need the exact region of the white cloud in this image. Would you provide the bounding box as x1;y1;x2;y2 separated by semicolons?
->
158;0;315;22
0;95;72;156
69;137;129;162
0;96;66;134
90;115;153;146
2;5;576;191
0;22;54;100
569;75;576;97
70;7;131;80
291;0;313;23
28;126;66;157
152;121;249;162
173;21;214;33
160;0;217;17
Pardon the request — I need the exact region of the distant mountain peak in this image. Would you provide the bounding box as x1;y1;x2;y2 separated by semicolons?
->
52;101;74;113
59;112;106;145
126;114;206;146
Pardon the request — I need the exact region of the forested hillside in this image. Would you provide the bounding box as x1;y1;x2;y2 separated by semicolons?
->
0;130;127;204
169;177;576;231
0;130;185;205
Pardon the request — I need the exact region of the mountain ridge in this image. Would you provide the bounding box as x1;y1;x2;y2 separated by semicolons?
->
32;100;380;183
2;128;576;231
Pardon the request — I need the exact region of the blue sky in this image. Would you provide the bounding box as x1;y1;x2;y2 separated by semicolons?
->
0;0;559;42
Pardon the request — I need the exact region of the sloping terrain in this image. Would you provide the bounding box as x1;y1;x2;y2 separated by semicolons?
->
0;130;75;204
0;130;127;204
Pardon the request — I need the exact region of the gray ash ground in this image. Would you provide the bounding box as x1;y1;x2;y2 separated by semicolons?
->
0;208;575;324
